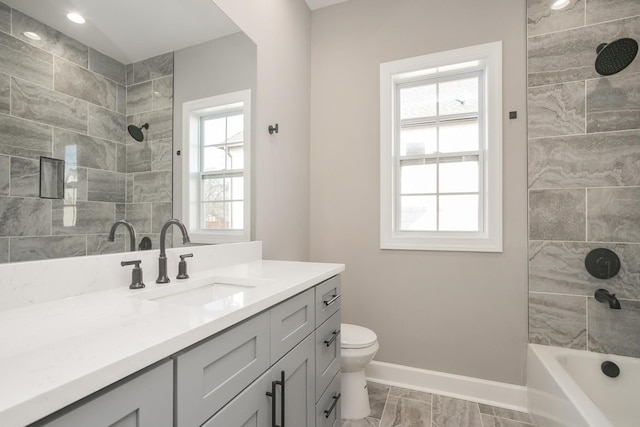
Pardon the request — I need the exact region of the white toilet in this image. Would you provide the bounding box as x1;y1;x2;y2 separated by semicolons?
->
340;323;379;420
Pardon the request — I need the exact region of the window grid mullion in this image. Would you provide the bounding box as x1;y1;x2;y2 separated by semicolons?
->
435;81;440;231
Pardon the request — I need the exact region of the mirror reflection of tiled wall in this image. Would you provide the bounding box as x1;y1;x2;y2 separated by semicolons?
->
527;0;640;358
0;2;173;263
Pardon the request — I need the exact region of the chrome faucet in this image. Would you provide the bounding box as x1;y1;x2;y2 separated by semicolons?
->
107;220;137;252
156;219;191;283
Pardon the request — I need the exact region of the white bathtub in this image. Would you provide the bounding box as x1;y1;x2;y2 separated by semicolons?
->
527;344;639;427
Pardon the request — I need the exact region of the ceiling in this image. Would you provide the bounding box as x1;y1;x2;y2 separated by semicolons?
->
305;0;350;11
2;0;240;64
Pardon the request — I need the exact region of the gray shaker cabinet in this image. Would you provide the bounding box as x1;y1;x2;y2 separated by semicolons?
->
174;311;270;427
31;360;173;427
203;333;316;427
315;310;341;400
316;370;341;427
270;287;315;363
315;275;341;327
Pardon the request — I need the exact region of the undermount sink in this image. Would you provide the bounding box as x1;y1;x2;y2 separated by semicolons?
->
129;279;261;308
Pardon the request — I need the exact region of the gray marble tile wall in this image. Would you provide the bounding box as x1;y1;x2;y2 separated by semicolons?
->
124;52;174;249
527;0;640;358
0;3;173;262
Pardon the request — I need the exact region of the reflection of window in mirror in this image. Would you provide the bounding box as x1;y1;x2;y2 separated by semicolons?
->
182;90;251;243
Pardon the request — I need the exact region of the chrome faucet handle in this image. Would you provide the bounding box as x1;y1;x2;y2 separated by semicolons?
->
177;253;193;280
121;260;145;290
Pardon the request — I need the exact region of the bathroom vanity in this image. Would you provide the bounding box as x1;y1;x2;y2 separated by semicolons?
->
0;242;343;427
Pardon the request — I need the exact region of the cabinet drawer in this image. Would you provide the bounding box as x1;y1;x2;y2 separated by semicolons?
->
315;310;341;401
174;311;270;427
201;370;272;427
270;288;315;362
33;360;173;427
315;275;341;327
316;371;341;427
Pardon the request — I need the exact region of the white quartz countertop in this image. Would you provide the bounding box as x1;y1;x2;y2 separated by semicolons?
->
0;259;344;427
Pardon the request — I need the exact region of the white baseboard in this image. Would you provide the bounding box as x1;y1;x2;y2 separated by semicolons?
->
365;361;528;412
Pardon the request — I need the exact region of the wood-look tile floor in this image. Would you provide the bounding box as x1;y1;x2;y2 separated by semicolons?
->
341;382;534;427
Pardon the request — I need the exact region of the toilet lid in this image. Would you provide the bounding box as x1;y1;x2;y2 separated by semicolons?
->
341;323;377;349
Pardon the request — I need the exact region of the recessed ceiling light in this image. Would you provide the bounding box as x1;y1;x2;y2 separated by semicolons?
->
67;12;86;24
23;31;41;40
551;0;570;10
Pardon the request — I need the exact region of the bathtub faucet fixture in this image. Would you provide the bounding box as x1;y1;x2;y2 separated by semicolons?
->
594;288;621;309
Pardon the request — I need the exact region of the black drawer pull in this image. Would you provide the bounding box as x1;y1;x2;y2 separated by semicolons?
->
324;330;340;347
323;294;341;306
324;393;341;418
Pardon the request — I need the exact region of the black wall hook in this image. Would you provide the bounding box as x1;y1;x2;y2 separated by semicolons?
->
268;124;279;134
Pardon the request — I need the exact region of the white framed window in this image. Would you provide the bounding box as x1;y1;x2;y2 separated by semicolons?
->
182;90;251;243
380;42;502;252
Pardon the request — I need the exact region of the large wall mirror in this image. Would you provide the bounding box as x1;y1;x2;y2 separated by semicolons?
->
0;0;257;263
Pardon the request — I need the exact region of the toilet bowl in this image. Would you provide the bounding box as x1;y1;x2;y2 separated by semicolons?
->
340;323;379;420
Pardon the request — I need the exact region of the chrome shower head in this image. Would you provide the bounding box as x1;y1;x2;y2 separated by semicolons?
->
127;123;149;142
595;38;638;76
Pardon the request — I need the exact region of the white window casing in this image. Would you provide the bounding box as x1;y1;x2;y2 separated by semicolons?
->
380;42;502;252
182;90;251;244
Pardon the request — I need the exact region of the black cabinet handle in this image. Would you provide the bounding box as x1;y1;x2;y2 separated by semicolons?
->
324;393;341;418
280;370;285;427
324;330;340;347
323;294;341;306
266;370;285;427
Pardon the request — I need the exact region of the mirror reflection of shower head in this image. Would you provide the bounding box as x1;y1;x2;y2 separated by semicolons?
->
127;123;149;142
595;38;638;76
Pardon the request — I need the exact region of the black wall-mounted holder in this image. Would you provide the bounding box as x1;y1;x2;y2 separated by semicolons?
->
268;124;279;134
585;248;620;279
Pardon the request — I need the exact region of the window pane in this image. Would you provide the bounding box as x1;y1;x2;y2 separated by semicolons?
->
439;77;478;116
202;202;226;229
439;120;479;153
439;195;478;231
230;201;244;229
202;117;226;146
202;146;227;171
231;176;244;200
400;195;436;231
202;177;226;202
401;163;436;194
227;114;243;140
400;84;436;119
439;159;479;193
400;125;437;155
228;145;244;170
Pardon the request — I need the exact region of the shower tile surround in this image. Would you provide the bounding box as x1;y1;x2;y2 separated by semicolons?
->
527;0;640;358
0;2;174;263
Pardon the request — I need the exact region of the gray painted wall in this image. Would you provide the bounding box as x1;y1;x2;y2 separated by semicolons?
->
309;0;529;385
527;0;640;358
0;2;174;262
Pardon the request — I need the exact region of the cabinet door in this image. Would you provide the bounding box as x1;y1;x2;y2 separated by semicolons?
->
270;288;315;363
271;333;316;427
315;275;341;327
33;360;173;427
316;372;341;427
201;371;272;427
315;310;341;400
174;311;270;427
203;334;316;427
